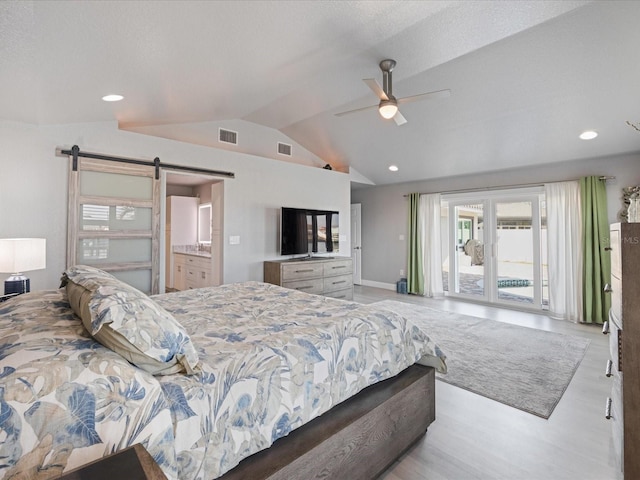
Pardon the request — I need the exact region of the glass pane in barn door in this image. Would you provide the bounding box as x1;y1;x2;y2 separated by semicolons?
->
80;204;153;231
77;238;152;264
80;171;153;199
68;158;160;294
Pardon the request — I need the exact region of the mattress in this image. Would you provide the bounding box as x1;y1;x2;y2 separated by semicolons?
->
0;281;445;479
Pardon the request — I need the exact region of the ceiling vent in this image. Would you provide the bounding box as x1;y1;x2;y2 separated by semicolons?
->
277;142;292;156
219;128;238;145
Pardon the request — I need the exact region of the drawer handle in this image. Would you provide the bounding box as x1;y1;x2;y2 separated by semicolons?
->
201;272;206;279
295;269;315;273
605;397;613;420
603;284;613;293
332;280;346;285
331;266;346;269
296;286;314;290
602;321;610;335
177;266;181;272
605;359;613;377
604;247;613;251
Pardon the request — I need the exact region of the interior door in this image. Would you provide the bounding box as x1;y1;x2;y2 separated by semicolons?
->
67;158;160;294
351;203;362;285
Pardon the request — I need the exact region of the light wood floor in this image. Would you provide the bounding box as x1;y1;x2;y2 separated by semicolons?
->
352;285;622;480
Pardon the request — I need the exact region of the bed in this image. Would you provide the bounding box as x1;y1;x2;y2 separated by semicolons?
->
0;265;446;479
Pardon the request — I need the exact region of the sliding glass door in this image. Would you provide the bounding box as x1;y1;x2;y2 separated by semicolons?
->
443;188;547;309
445;202;487;300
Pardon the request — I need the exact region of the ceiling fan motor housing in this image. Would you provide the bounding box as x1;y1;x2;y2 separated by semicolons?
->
379;59;396;72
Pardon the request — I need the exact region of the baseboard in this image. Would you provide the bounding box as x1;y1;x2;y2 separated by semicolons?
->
360;280;396;291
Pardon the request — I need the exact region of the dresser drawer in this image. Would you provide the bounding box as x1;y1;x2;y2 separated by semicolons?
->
324;286;353;301
609;312;622;373
324;273;353;293
281;263;324;281
610;377;624;468
611;273;622;328
323;259;352;276
610;227;621;279
283;277;324;295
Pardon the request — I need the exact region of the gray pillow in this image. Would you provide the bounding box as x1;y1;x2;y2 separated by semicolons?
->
63;265;200;375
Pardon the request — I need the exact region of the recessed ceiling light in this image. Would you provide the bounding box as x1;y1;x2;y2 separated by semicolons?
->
579;130;598;140
389;165;399;172
102;94;124;102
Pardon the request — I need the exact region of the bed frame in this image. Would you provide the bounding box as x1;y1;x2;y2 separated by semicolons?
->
219;364;436;480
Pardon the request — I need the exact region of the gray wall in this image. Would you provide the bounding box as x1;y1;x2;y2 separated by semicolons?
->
0;120;351;290
351;152;640;289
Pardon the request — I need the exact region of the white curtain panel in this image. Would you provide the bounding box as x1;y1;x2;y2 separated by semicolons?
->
419;193;444;297
545;181;583;322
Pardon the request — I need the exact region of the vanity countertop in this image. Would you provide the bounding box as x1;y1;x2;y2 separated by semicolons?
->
173;245;211;258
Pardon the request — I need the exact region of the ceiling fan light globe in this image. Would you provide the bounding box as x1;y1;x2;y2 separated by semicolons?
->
379;100;398;119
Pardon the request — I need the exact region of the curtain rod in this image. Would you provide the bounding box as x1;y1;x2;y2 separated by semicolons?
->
59;145;235;180
403;176;615;197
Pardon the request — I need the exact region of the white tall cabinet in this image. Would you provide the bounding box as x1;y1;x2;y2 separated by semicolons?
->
165;196;198;289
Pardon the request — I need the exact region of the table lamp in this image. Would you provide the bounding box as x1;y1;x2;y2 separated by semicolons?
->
0;238;47;295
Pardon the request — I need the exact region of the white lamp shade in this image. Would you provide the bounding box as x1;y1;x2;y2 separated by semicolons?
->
0;238;47;273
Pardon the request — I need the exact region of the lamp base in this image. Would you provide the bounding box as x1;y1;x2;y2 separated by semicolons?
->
5;274;30;295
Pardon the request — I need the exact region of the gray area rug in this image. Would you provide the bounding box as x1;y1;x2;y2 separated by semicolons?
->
373;300;590;419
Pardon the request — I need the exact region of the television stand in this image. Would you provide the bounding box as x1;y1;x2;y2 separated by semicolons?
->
263;257;353;300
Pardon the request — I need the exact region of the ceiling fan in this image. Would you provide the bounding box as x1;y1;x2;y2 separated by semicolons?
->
335;59;450;126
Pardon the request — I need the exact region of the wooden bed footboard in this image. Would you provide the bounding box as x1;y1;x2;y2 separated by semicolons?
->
219;364;436;480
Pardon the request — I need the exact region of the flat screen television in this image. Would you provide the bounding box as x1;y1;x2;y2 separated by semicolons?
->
281;207;340;256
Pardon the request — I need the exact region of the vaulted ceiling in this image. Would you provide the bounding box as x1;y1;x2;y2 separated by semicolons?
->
1;1;639;185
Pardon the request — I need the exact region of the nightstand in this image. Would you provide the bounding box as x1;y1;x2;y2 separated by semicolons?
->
56;444;167;480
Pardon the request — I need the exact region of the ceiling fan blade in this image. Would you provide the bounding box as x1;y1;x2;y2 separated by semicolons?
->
397;88;451;105
363;78;388;100
393;110;407;126
334;103;378;117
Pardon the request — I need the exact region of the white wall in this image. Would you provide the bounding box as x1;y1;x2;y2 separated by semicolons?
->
351;152;640;288
0;120;351;290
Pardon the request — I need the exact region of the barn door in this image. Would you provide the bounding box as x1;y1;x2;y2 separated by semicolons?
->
67;157;160;294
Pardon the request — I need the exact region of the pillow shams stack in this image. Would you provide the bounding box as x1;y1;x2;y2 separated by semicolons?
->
62;265;200;375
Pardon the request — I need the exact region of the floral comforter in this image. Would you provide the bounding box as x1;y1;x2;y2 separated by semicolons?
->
0;281;445;479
